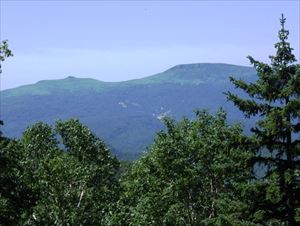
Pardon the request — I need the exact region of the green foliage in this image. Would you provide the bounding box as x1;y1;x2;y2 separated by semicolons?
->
0;40;13;75
55;119;120;224
110;110;253;225
0;139;33;226
225;14;300;224
1;119;120;225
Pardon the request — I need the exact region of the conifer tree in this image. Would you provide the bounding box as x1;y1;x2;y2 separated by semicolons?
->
226;14;300;225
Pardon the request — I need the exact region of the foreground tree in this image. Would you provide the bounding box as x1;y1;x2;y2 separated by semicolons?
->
111;110;253;226
1;119;120;225
225;15;300;224
0;40;21;225
0;139;33;226
55;119;120;225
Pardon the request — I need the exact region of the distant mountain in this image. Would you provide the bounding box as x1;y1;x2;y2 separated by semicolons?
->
1;63;256;159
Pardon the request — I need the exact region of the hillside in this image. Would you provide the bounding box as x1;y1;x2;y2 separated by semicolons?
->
1;63;256;159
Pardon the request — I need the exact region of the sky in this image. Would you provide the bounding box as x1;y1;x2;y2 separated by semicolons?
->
0;0;299;90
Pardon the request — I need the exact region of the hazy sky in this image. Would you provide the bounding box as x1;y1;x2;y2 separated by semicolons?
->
0;0;299;90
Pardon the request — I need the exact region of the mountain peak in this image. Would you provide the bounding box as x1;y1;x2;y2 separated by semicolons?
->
140;63;255;85
166;63;252;73
66;76;77;79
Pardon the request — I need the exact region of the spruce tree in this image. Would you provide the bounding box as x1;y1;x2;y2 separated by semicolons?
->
226;14;300;225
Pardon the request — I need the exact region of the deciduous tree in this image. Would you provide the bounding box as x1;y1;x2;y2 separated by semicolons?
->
113;110;252;225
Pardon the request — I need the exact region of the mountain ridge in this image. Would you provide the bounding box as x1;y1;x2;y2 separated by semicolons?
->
1;63;256;159
2;63;255;97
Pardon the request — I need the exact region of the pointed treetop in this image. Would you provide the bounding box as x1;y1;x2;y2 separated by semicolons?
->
269;14;296;66
280;13;286;28
279;14;289;42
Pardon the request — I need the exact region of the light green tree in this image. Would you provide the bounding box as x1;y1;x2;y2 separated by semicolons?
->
1;119;120;225
111;110;253;226
55;119;120;225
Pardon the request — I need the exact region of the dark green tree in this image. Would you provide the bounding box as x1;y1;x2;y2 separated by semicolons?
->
111;110;253;226
0;41;24;225
0;139;34;226
225;15;300;225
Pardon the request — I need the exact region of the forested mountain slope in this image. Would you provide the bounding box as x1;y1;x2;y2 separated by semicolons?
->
1;63;256;159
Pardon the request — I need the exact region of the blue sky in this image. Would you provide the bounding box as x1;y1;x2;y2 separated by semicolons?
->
1;0;299;89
